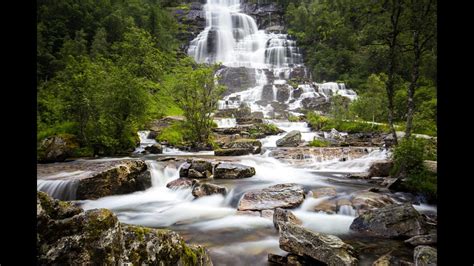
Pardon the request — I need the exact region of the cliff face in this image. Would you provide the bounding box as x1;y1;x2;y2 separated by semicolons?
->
240;1;285;31
171;2;207;53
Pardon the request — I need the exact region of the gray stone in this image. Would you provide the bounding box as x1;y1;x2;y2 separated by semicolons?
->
214;163;256;179
238;183;305;211
414;246;437;266
276;130;302;147
192;182;227;198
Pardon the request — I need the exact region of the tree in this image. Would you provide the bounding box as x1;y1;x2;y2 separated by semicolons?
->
91;27;109;58
168;60;225;146
404;0;436;138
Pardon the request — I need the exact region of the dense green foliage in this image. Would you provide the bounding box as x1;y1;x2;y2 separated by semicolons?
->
391;137;437;200
37;0;221;155
306;112;389;133
308;139;329;147
284;0;437;136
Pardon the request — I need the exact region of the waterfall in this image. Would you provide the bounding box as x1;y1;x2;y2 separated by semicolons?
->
188;0;302;70
37;179;79;201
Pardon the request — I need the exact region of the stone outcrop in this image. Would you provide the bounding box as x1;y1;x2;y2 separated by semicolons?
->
214;148;252;156
238;183;305;211
166;178;194;189
350;203;434;238
76;160;151;200
368;160;393;177
404;233;437;246
38;134;79;163
278;222;358;265
273;208;301;231
217;67;257;95
276;130;302;147
179;159;213;179
224;139;262;154
214;163;256;179
350;191;395;215
144;144;163;154
192;181;228;198
37;191;212;265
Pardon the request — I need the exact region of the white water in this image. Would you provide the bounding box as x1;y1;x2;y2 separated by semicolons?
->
37;179;79;201
214;117;237;128
134;130;157;153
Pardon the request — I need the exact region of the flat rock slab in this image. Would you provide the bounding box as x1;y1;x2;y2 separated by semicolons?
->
269;147;374;166
37;159;151;200
238;183;305;211
214;163;256;179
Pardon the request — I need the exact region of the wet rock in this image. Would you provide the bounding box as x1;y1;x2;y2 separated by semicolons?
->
166;178;194;189
301;97;329;111
273;208;301;231
276;130;302;147
147;116;185;136
404;233;437;246
351;191;395;215
76;160;151;200
350;203;432;238
236;210;260;217
144;144;163;154
179;160;213;178
38;134;79;163
214;163;256;179
192;182;227;198
346;172;370;179
279;222;358;265
238;183;305;211
311;187;337;198
276;85;291;102
262;84;276;101
372;254;396;266
314;200;337;214
37;191;212;265
214;148;251;156
225;139;262;154
217;67;257;95
414;246;437;265
368;160;393;177
268;253;323;265
236;117;263;124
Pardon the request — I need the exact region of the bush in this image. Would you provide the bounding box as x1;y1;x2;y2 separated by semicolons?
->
156;122;187;146
391;137;437;201
306;112;388;133
308;139;329;147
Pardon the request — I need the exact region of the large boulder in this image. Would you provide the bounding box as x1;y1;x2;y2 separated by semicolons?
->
414;246;437;266
217;67;257;95
144;144;163;154
273;208;302;231
368;160;393;177
276;130;302;147
76;160;151;200
225;139;262;154
279;222;358;265
350;203;433;238
192;181;228;198
166;178;194;189
238;183;305;211
38;134;79;163
37;191;212;265
179;159;213;179
214;148;251;156
214;163;256;179
350;191;395;215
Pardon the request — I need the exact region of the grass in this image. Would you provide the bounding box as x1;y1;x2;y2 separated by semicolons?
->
306;112;389;133
155;122;187;146
308;139;330;147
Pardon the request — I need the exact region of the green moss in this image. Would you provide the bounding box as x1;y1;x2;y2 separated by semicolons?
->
181;243;199;266
308;139;329;147
288;115;300;122
306;112;389;133
84;209;117;240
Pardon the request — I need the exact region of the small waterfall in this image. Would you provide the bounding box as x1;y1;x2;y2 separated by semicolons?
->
134;130;157;153
146;160;180;187
214;118;237;128
337;205;357;216
37;179;79;201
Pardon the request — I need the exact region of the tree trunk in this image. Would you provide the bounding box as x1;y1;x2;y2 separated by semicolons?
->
405;31;421;138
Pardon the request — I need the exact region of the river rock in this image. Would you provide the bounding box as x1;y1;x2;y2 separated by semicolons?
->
144;144;163;154
166;178;194;189
261;209;275;220
368;160;393;177
268;253;321;265
350;191;395;215
214;163;256;179
273;208;302;231
179;160;213;178
214;148;251;156
346;172;370;179
414;246;437;265
372;254;396;266
192;182;227;198
225;139;262;154
76;160;151;200
350;203;432;238
314;200;337;214
238;183;305;211
37;191;212;265
279;222;358;265
276;130;302;147
38;134;79;163
404;233;437;246
423;160;437;174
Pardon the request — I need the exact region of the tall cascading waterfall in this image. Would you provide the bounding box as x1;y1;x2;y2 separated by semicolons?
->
188;0;356;117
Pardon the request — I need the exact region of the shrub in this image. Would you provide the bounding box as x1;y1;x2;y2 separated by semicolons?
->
156;122;187;146
308;139;329;147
